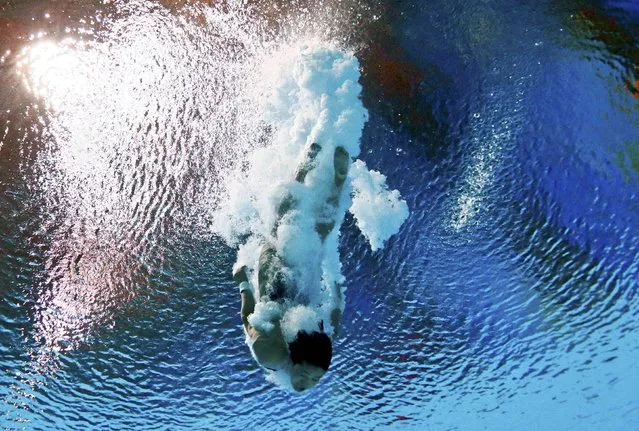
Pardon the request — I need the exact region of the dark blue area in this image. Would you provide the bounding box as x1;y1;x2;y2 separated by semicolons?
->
2;0;639;429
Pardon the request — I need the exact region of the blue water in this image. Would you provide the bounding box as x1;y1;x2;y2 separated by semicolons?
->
1;0;639;429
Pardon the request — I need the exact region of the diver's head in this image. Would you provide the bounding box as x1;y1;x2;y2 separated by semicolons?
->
288;330;332;392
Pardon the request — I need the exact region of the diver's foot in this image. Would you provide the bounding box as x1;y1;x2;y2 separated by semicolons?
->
334;146;349;188
324;146;350;207
295;142;322;183
315;221;336;240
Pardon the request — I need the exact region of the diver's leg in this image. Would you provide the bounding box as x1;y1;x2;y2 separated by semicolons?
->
271;193;296;237
316;146;350;240
295;143;322;183
271;143;322;236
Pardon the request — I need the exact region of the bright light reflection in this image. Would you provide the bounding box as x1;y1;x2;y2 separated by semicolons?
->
17;39;92;112
14;4;269;354
15;34;165;351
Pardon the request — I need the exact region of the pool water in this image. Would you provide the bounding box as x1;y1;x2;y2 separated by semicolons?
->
1;0;638;429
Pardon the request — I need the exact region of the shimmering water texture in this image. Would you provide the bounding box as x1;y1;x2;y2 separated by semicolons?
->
1;0;639;430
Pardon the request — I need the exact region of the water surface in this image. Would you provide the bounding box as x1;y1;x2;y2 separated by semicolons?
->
1;0;638;429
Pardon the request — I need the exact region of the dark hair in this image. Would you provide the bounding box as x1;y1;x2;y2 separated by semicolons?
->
288;330;332;371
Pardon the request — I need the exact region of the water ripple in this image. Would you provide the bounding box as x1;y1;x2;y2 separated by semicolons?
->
1;0;639;430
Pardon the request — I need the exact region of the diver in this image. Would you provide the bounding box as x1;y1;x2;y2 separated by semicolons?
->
232;143;349;392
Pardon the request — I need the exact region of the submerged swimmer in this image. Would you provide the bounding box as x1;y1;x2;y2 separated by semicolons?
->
232;143;349;392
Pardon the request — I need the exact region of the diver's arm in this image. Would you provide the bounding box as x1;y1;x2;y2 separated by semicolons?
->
240;287;256;328
249;324;289;370
234;264;288;369
330;308;341;337
234;266;255;328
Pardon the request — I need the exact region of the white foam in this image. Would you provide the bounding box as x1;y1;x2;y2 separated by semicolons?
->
349;160;410;251
213;41;409;371
247;301;283;334
280;305;323;343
